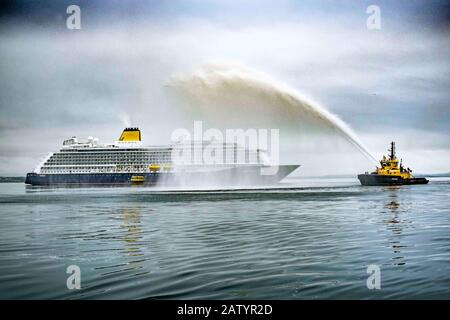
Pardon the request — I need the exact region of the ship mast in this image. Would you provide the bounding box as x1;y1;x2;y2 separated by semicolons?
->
389;141;396;160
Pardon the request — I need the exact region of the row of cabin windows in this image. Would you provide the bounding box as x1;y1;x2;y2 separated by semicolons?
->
45;160;171;166
49;155;171;159
47;154;171;161
49;156;172;161
47;152;260;165
41;166;150;173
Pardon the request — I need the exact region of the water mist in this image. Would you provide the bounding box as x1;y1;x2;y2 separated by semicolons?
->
166;62;377;172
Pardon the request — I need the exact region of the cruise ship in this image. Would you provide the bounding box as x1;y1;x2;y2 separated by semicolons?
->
25;128;299;186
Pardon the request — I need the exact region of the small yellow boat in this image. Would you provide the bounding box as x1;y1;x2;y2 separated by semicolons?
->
130;175;145;184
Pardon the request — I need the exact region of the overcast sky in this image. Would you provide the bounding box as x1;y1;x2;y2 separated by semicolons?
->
0;0;449;175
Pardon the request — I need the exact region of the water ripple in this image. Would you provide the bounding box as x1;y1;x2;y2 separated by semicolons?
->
0;179;449;299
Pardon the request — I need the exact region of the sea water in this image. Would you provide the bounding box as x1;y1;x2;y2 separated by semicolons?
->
0;177;449;299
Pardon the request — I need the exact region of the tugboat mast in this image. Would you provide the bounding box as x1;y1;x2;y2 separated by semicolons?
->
389;141;395;160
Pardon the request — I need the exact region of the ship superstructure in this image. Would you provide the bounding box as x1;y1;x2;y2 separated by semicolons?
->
39;128;172;175
25;128;299;186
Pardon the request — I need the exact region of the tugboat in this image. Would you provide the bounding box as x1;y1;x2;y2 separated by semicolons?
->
358;142;429;186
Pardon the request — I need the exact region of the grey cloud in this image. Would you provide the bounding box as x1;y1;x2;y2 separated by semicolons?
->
0;2;449;175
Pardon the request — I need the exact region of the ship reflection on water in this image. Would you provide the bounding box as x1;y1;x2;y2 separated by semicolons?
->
94;206;150;281
120;208;144;258
383;187;410;266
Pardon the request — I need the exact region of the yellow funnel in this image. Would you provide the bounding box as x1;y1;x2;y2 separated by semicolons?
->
119;128;141;142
